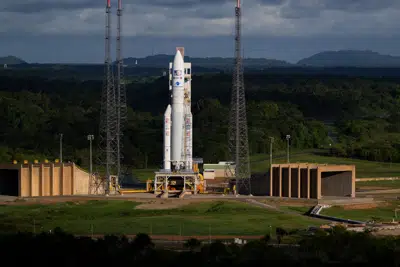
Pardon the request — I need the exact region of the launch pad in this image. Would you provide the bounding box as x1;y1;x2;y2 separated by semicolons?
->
153;170;202;198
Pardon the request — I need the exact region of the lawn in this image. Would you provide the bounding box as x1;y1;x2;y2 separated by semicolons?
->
356;180;400;189
0;200;322;236
321;201;400;222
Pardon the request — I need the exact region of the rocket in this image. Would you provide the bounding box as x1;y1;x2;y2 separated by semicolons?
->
163;48;193;171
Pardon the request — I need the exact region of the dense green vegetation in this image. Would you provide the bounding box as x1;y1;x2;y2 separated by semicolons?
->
0;200;321;235
132;152;400;181
1;72;400;176
1;227;399;266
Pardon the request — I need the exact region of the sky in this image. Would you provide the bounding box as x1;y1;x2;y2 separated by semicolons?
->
1;0;400;63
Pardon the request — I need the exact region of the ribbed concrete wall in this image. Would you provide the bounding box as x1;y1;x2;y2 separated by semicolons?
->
0;163;94;197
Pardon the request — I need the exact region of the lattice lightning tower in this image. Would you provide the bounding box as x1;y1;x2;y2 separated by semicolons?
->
116;0;127;178
228;0;251;195
98;0;117;194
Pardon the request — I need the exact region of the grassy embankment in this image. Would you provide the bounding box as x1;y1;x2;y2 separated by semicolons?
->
0;200;323;235
320;200;400;223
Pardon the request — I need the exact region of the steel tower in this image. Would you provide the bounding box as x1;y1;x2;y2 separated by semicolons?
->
98;0;117;194
116;0;127;178
228;0;251;195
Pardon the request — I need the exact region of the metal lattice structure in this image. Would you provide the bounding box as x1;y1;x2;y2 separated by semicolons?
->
228;0;251;195
98;0;118;194
116;0;127;178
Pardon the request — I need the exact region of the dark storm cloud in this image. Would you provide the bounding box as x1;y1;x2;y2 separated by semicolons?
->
323;0;399;12
2;0;232;14
279;0;400;19
256;0;286;5
3;0;101;13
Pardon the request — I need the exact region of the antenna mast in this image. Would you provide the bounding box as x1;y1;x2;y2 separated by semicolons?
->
116;0;127;179
98;0;117;194
228;0;251;195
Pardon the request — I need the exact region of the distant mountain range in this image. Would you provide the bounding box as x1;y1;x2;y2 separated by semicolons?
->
123;50;400;68
122;54;291;69
4;50;400;68
297;50;400;67
0;56;26;65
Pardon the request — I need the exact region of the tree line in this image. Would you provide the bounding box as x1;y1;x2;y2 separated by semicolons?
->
1;227;399;266
0;72;400;169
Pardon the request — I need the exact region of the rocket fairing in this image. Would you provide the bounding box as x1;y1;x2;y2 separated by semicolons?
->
185;112;193;170
163;48;193;172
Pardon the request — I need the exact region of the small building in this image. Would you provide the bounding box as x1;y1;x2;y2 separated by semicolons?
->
203;162;235;178
0;162;97;197
251;163;355;199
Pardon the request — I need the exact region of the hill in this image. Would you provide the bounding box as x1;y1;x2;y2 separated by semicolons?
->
0;56;26;65
122;54;292;69
298;50;400;67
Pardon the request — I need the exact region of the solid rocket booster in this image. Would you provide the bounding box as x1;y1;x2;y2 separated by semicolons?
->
164;105;171;170
171;50;185;168
185;112;193;170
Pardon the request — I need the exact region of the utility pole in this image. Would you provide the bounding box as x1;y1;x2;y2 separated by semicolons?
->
286;135;291;163
269;137;274;165
87;134;94;178
59;133;63;163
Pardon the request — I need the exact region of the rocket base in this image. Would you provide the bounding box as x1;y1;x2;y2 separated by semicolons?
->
153;170;203;198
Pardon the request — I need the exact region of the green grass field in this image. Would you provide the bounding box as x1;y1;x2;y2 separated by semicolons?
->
130;152;400;181
321;201;400;222
0;200;322;236
356;180;400;189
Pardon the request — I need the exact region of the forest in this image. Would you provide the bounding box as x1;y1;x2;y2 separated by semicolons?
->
1;72;400;169
1;228;399;266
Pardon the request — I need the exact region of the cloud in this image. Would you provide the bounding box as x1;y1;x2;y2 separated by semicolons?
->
278;0;400;19
1;0;400;38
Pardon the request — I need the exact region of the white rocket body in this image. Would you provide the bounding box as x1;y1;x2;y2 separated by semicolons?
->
163;48;193;172
171;51;185;170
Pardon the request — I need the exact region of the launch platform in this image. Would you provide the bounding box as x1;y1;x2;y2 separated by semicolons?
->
153;170;201;198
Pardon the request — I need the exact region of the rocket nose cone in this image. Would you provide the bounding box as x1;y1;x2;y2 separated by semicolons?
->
165;104;172;115
173;50;184;67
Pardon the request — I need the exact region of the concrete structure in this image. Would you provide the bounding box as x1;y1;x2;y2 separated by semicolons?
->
269;164;355;199
0;162;97;197
250;163;355;199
